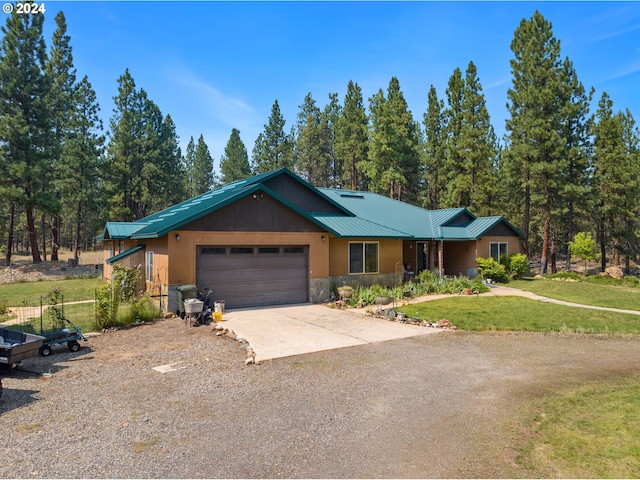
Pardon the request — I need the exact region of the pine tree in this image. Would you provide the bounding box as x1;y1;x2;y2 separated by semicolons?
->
192;134;214;195
442;67;465;208
322;92;341;187
556;58;593;270
46;11;76;260
506;11;566;273
61;76;104;257
446;62;498;215
182;136;196;197
251;100;294;173
106;69;183;219
422;85;446;210
591;95;640;271
0;11;50;262
295;92;330;186
365;77;421;202
219;128;250;183
335;81;369;191
591;92;626;270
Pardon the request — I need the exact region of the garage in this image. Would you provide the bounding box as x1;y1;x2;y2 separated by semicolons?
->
196;245;309;309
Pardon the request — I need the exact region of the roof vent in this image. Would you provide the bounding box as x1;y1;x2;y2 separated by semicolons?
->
339;192;364;198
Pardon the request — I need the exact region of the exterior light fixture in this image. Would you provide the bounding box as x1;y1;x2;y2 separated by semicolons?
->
175;234;180;241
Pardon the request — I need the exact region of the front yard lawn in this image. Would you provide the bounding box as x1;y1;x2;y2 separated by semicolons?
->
397;296;640;334
508;278;640;311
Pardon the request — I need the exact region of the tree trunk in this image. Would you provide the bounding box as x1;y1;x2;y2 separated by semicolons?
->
522;181;530;258
5;202;14;264
565;204;574;271
51;214;60;261
41;213;47;261
539;203;551;275
27;204;42;263
550;232;557;274
599;217;606;272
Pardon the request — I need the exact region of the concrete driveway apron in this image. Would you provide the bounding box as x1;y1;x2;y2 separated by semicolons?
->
222;303;441;362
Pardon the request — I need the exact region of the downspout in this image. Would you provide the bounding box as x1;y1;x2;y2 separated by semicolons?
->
439;240;444;279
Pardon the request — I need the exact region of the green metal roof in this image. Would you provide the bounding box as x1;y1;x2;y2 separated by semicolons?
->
98;168;523;242
106;244;145;265
98;222;149;240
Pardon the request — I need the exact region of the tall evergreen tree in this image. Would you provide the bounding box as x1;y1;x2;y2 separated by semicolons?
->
0;10;50;262
251;100;294;173
442;67;465;208
422;85;446;210
365;77;421;202
446;62;498;214
556;58;593;270
591;94;640;271
506;10;566;273
60;76;104;257
106;69;182;219
46;11;76;260
192;134;214;195
182;136;197;198
335;81;369;191
219;128;250;183
295;92;330;186
322;92;341;187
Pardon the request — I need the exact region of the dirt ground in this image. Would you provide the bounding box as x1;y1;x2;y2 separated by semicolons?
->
0;251;103;284
2;315;640;478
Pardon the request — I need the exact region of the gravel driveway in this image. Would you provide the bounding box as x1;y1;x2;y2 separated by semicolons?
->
2;315;640;478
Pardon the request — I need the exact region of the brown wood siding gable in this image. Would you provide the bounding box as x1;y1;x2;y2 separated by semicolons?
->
263;175;344;213
181;194;325;233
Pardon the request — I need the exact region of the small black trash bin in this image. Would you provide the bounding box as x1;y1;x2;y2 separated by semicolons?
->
176;284;198;317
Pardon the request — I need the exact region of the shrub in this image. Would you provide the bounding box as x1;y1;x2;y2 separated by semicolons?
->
507;253;529;279
95;283;119;329
476;257;508;283
623;275;640;288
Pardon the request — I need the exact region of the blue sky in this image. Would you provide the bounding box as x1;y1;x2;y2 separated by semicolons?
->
34;1;640;168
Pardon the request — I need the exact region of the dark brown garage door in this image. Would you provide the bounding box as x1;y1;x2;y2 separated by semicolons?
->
196;246;309;309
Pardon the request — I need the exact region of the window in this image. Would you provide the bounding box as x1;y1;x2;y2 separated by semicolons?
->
201;247;225;255
145;251;154;282
349;242;379;274
490;242;508;264
108;242;113;258
119;241;125;254
258;247;280;254
231;247;254;254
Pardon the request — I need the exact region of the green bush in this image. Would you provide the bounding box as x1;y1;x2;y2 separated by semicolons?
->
545;271;582;280
476;257;508;283
508;253;529;279
623;275;640;288
95;283;119;329
121;294;158;323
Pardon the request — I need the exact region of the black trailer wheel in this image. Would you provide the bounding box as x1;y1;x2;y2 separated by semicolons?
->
39;345;52;356
68;341;80;352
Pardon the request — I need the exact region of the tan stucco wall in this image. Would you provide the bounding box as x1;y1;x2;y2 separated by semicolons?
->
476;235;521;261
328;238;403;276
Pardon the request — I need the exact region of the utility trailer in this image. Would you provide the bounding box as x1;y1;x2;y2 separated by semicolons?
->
0;327;45;368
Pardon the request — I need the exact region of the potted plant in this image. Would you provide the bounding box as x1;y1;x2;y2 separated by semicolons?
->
337;285;354;300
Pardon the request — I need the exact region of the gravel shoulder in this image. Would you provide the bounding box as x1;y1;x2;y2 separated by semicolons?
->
2;315;640;478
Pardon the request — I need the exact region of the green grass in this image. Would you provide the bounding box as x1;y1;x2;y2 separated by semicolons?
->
509;277;640;311
398;296;640;334
518;375;640;478
0;276;104;305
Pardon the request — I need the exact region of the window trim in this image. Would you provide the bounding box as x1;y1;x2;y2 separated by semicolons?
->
489;242;508;263
348;241;379;275
145;251;154;282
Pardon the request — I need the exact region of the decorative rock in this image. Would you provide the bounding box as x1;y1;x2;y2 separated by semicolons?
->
163;312;175;319
605;266;624;279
